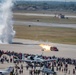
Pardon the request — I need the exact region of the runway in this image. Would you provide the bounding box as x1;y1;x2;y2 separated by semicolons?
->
14;21;76;29
0;38;76;59
14;13;76;18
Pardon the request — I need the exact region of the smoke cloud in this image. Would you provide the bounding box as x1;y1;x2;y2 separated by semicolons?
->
0;0;15;44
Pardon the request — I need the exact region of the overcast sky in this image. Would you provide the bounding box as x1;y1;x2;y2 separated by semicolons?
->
22;0;76;2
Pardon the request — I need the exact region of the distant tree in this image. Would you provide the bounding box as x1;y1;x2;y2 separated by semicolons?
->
42;2;49;10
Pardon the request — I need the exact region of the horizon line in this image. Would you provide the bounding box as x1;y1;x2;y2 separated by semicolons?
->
15;0;76;2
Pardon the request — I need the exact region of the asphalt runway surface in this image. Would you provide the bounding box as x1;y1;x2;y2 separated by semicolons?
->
14;13;76;18
14;21;76;29
0;38;76;59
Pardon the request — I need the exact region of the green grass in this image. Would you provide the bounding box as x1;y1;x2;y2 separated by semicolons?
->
14;25;76;45
14;15;76;24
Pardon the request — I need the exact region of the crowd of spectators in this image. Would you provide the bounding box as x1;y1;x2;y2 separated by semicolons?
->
0;50;76;75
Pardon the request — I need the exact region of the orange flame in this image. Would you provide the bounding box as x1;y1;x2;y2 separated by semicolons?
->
39;44;51;51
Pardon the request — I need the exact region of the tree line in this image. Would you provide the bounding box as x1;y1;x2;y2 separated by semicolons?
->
13;1;76;12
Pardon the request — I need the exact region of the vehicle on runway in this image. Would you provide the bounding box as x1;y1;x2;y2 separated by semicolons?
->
39;44;59;51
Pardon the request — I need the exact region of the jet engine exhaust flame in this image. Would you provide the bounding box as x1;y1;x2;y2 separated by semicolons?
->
39;44;59;51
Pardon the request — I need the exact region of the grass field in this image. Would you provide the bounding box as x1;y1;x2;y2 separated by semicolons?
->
14;25;76;45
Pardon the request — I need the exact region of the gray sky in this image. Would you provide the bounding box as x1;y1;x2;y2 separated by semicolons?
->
21;0;76;2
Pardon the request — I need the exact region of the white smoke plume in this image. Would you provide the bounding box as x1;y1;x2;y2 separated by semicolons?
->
0;0;15;44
